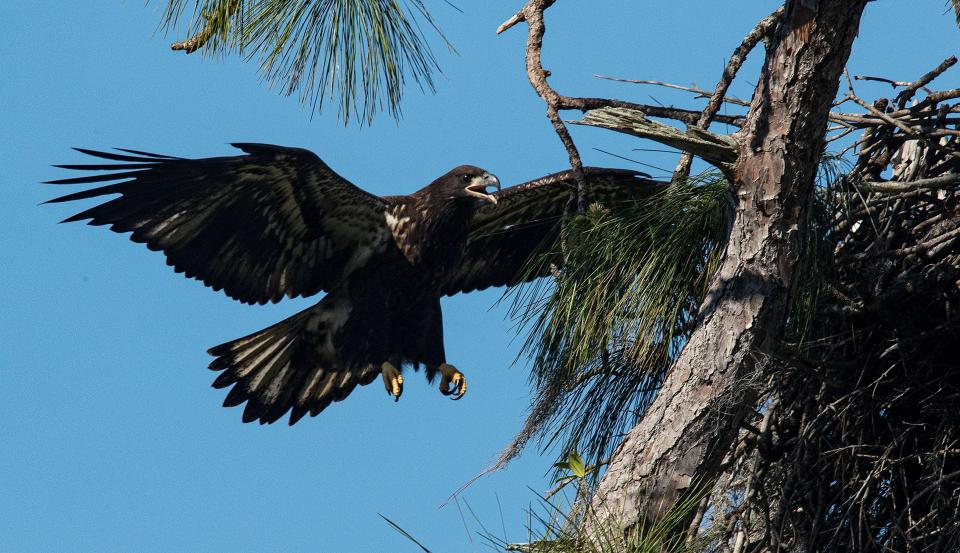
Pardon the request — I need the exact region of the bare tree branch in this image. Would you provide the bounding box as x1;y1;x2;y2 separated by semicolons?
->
498;0;589;211
858;173;960;193
572;97;746;127
854;74;912;88
592;76;751;107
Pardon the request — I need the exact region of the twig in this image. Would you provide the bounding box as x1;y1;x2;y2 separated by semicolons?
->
593;76;750;107
171;28;214;54
853;75;912;88
845;226;960;261
895;55;958;108
827;108;955;129
858;173;960;193
827;126;857;144
846;93;917;136
500;0;587;211
919;87;960;108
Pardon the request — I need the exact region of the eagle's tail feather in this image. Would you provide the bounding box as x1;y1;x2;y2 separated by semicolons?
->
207;297;379;425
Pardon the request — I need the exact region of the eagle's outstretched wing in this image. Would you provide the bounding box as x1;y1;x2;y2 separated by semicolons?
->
441;168;665;295
46;144;390;304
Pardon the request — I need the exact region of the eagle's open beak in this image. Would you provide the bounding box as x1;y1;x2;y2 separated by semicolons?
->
465;172;500;205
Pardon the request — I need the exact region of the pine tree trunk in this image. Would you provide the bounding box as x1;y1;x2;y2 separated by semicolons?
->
588;0;870;531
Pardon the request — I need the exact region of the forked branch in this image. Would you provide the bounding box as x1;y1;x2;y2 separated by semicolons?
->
498;0;588;211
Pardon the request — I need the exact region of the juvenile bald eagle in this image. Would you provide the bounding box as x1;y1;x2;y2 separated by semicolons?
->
47;143;661;424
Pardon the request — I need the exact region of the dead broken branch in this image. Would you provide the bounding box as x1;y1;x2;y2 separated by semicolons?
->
571;107;738;174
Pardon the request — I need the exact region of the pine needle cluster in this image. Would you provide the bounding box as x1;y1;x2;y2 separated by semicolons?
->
160;0;449;123
510;174;730;477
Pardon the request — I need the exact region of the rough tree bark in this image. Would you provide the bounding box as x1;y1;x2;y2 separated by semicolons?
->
587;0;870;531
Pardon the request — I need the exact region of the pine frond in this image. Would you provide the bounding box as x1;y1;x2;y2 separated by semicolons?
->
160;0;451;124
509;174;730;476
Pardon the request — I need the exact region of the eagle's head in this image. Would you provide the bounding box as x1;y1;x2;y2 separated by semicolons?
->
428;165;501;205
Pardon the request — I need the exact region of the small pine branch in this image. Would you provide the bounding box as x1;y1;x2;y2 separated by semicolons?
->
161;0;452;124
509;173;730;475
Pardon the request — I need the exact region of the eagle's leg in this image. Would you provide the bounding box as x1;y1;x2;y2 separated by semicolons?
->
438;363;467;400
381;362;403;401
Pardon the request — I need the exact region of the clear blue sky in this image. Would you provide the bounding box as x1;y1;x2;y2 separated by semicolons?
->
1;2;955;551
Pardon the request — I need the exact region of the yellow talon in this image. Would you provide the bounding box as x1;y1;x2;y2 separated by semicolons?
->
438;363;467;400
381;362;403;401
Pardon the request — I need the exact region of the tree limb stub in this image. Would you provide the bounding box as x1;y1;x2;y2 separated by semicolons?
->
570;107;738;174
587;0;870;533
171;28;213;54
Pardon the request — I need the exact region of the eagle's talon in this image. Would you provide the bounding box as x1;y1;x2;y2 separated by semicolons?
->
438;363;467;399
381;362;403;401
